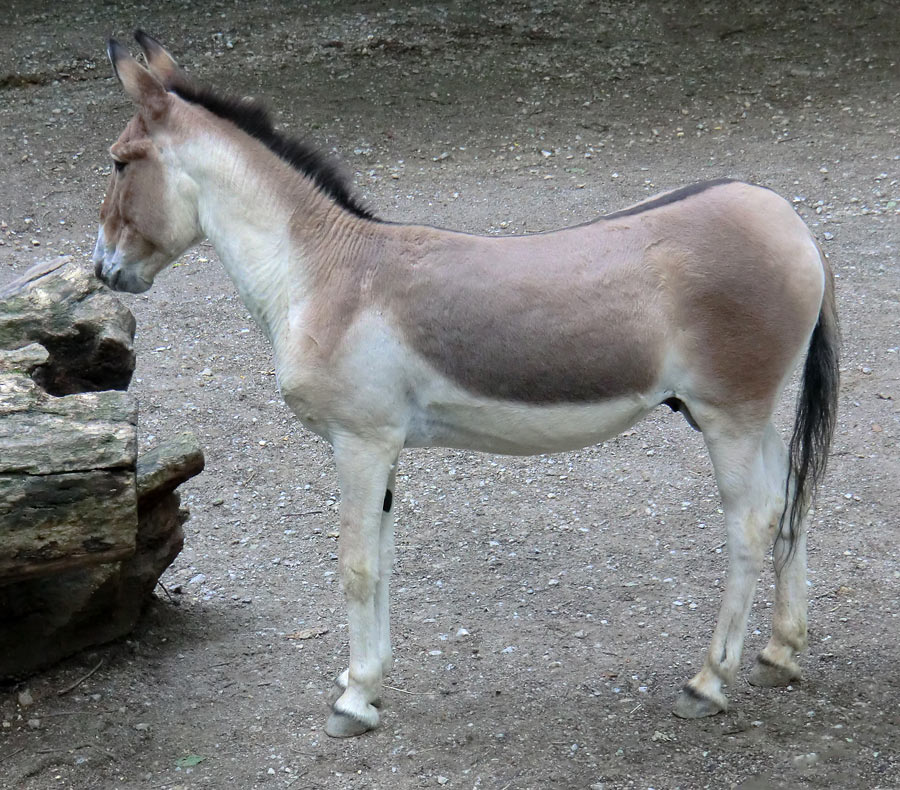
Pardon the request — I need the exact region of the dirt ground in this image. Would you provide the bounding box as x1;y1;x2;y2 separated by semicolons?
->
1;1;898;788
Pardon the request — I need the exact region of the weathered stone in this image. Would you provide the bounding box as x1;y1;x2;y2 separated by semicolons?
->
137;431;205;507
0;343;49;375
0;373;137;473
0;257;135;394
0;433;203;678
0;263;204;677
0;371;138;582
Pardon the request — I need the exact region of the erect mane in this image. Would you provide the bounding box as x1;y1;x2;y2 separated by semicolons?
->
172;83;377;221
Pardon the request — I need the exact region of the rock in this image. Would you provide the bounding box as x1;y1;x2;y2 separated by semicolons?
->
0;432;202;678
137;432;205;508
0;263;203;678
0;257;135;395
0;372;138;581
0;343;48;374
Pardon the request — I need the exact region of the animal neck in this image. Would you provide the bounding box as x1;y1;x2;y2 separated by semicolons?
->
185;138;370;346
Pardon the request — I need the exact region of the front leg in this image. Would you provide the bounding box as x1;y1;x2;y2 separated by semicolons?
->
326;437;399;738
333;460;397;704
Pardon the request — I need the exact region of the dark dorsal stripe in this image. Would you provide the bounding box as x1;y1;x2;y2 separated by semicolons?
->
171;83;377;221
602;178;737;220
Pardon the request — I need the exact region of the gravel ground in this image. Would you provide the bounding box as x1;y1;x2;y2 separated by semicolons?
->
1;2;898;788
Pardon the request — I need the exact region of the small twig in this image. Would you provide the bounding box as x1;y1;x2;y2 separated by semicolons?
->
0;747;26;764
384;684;428;696
282;510;324;517
709;541;726;553
630;702;643;714
36;743;97;755
57;658;103;696
156;580;178;604
244;470;257;484
718;27;746;40
288;746;319;757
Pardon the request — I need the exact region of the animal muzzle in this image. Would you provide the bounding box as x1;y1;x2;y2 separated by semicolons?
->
91;227;152;293
92;229;110;279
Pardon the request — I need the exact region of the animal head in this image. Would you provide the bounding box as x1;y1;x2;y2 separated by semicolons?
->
93;32;203;293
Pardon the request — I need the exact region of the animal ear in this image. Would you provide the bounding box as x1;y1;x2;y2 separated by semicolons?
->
107;38;168;118
110;139;153;162
134;29;189;90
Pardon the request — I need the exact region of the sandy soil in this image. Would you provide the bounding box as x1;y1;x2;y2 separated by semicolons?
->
1;1;898;788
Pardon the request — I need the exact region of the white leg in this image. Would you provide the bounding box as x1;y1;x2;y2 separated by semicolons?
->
674;423;778;718
750;424;808;686
326;437;399;738
376;462;397;677
334;459;397;699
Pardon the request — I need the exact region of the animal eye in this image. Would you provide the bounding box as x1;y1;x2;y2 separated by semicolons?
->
114;160;127;173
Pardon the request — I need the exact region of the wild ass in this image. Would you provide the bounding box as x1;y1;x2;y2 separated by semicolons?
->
94;32;839;737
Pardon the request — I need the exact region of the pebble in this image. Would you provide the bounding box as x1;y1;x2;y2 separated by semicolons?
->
437;777;449;786
18;689;33;707
28;718;41;729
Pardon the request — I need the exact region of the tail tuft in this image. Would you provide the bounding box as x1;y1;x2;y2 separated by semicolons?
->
780;256;840;560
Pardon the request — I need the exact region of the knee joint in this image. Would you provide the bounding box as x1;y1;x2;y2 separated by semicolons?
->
340;559;378;600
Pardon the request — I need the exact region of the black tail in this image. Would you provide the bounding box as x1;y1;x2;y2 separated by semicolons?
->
779;256;840;562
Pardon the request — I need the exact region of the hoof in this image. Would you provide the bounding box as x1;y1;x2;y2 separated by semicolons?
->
329;670;381;707
325;707;378;738
329;682;382;708
748;655;802;688
673;685;727;719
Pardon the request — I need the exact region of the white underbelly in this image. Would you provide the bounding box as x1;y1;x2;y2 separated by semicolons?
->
281;312;670;456
405;388;661;455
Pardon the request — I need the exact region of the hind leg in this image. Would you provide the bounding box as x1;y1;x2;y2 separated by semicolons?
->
674;422;779;718
750;426;808;687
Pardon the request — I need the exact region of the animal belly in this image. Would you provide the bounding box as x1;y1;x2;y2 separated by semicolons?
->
405;393;657;455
